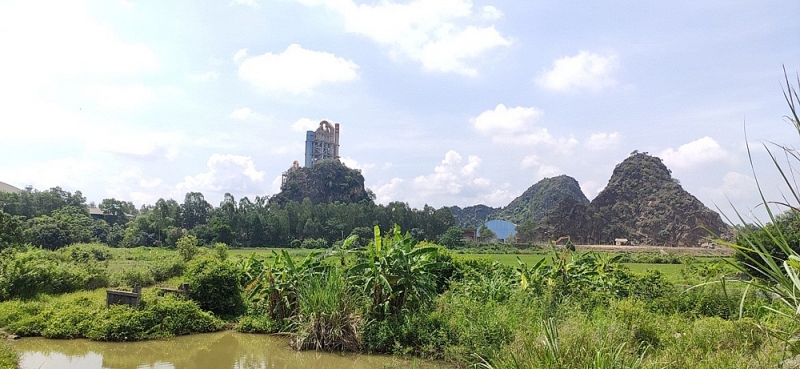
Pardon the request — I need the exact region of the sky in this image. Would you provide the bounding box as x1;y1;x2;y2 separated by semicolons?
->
1;0;798;223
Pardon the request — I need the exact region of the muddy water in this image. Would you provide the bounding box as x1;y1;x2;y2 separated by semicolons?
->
10;331;450;369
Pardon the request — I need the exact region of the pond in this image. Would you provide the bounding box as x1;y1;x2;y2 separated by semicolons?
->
9;331;450;369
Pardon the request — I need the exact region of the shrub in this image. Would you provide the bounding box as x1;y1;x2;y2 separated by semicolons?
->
300;238;327;249
111;267;155;288
176;234;200;262
185;256;245;317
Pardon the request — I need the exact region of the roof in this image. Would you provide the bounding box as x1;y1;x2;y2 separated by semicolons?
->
0;181;22;193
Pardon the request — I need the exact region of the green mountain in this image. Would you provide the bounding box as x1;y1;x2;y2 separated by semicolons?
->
498;175;589;224
448;204;501;228
270;160;371;206
580;152;730;246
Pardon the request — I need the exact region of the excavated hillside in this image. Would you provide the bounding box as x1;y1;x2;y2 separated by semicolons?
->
582;152;730;246
270;160;371;206
498;175;589;224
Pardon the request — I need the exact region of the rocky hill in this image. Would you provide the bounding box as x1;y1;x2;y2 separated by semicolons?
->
451;153;730;246
561;152;729;246
270;160;371;206
498;175;589;224
448;204;501;228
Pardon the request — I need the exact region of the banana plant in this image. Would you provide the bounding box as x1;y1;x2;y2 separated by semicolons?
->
350;224;445;318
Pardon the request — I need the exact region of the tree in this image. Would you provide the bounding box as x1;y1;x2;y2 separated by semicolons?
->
181;192;211;230
438;226;465;248
0;210;23;250
478;224;497;243
516;219;537;243
99;198;135;226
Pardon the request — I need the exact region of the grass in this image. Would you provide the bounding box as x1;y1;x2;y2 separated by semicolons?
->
0;339;16;369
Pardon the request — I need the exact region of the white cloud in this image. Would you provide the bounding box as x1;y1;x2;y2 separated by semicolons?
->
293;0;511;76
230;107;264;120
520;154;562;181
373;178;405;204
236;44;359;94
407;150;505;206
585;132;621;151
82;83;155;111
660;136;729;169
471;104;578;148
177;154;267;194
271;174;283;194
230;0;259;8
0;157;101;193
536;51;619;93
341;157;375;173
292;118;321;132
481;5;503;20
88;129;184;160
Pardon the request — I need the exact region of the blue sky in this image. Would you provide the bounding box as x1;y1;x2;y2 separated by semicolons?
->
1;0;798;222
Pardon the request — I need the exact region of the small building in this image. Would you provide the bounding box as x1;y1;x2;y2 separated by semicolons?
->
461;228;477;242
614;238;629;246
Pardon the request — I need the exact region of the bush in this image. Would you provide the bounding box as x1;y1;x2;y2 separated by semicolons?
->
0;248;109;300
176;234;200;262
300;238;327;249
111;267;155;288
185;256;245;317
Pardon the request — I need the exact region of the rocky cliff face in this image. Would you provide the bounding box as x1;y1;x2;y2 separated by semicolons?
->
582;153;730;246
270;160;371;206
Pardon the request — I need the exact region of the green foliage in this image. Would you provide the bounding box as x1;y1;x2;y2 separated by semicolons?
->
0;290;224;342
351;225;444;318
0;247;109;300
498;174;589;225
438;226;465;249
290;268;363;351
515;219;537;243
185;255;245;317
0;210;23;250
300;238;327;249
0;339;16;369
176;234;199;262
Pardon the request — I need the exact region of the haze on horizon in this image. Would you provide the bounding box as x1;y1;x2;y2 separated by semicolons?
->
1;0;798;223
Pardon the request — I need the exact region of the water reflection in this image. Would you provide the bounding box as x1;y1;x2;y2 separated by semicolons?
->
10;331;449;369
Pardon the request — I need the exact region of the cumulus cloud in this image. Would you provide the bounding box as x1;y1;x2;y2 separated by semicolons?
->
373;178;405;204
236;44;359;94
585;132;621;151
293;0;511;76
403;150;502;206
340;157;375;173
471;104;578;148
292;117;321;132
536;51;619;93
177;154;267;194
660;136;730;169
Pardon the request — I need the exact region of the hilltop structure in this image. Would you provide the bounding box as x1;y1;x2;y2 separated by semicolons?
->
304;120;339;168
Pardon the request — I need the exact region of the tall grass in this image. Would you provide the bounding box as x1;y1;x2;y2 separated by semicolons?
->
290;268;363;351
719;69;800;344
